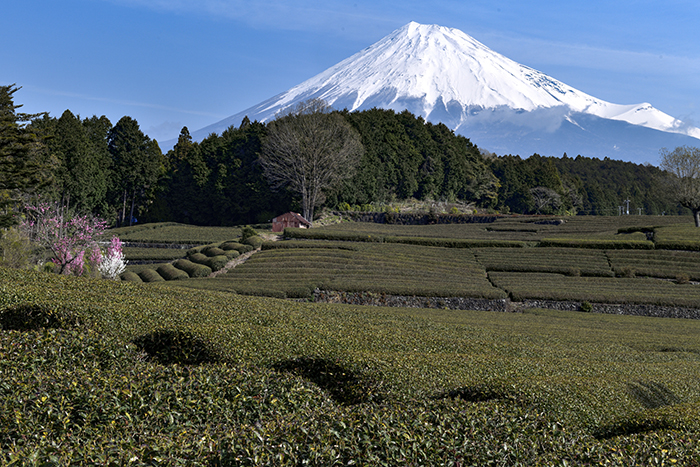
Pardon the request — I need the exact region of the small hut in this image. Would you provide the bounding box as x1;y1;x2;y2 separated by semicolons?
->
271;212;312;232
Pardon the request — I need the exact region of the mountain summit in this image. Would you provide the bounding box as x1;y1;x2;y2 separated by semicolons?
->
190;22;700;163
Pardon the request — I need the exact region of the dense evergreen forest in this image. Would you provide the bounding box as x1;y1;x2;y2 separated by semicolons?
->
10;93;687;226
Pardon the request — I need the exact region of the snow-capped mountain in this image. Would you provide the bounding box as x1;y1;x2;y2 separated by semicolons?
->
188;22;700;164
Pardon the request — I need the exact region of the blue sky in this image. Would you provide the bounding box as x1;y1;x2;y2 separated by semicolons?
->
3;0;699;146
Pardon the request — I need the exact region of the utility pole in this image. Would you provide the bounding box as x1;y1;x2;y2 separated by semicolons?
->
618;206;622;216
638;207;642;215
625;199;631;215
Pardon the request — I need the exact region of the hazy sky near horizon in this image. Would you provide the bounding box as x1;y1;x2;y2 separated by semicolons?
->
3;0;699;147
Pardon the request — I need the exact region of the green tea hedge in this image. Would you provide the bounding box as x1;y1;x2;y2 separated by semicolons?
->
2;267;700;464
224;249;241;260
156;263;190;281
138;268;165;282
539;238;655;249
173;259;212;278
242;235;263;249
188;252;209;264
220;241;253;254
202;255;229;272
120;271;143;282
203;246;226;257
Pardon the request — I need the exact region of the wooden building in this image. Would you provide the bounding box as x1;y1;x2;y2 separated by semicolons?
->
271;212;312;232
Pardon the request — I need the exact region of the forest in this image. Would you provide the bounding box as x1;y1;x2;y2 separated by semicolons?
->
2;84;686;228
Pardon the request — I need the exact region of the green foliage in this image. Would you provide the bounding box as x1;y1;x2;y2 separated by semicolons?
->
202;255;229;272
0;85;50;227
474;247;614;276
242;235;263;249
179;242;505;299
271;356;382;405
224;249;240;260
138;268;164;282
173;258;212;278
654;223;700;250
220;241;253;253
240;225;258;241
132;329;220;365
108;116;164;227
0;302;82;330
488;153;689;216
262;240;359;251
202;246;226;257
156;263;189;281
122;246;185;261
50;110;112;214
539;237;655;249
187;251;209;264
111;222;242;244
284;227;384;242
607;250;700;281
329;108;496;207
490;272;700;307
120;270;142;282
157;123;292;226
0;227;33;268
385;235;528;248
2;267;700;463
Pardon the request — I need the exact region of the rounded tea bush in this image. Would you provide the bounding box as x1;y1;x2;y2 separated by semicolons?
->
188;252;209;264
203;246;226;257
156;263;189;281
242;235;263;249
220;241;244;251
203;255;229;272
138;269;165;283
120;271;143;282
225;250;241;260
173;259;212;278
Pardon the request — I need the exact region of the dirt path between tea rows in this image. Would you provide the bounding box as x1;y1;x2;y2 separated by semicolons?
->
208;248;260;278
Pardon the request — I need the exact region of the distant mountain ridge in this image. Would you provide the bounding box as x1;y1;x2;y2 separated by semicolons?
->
186;22;700;164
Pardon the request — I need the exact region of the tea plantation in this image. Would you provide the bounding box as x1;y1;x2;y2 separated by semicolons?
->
3;215;700;464
2;266;700;464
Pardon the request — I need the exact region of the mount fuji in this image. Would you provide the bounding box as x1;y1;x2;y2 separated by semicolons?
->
187;22;700;165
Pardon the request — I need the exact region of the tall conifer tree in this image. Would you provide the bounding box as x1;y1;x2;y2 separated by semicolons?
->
0;84;49;227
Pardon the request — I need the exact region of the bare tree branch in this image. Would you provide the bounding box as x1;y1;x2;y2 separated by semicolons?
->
660;146;700;227
259;99;363;222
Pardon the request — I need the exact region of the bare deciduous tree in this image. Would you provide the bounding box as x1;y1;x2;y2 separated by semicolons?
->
530;186;561;214
659;146;700;227
260;99;363;223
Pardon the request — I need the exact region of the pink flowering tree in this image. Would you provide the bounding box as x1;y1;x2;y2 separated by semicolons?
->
21;201;108;275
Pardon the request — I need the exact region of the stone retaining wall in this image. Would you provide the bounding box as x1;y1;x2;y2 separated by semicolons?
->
313;290;700;319
521;299;700;320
